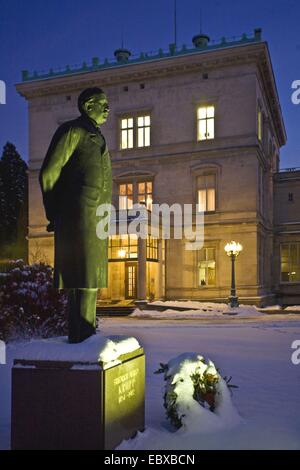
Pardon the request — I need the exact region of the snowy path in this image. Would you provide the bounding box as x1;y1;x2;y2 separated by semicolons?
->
1;318;300;450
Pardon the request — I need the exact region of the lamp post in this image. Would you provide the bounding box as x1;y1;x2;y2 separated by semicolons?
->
224;241;243;308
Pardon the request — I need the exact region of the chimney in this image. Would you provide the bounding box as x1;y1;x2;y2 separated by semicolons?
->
114;48;131;63
192;33;210;48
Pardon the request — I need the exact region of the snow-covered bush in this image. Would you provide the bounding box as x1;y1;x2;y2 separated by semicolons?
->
156;353;240;433
0;259;67;341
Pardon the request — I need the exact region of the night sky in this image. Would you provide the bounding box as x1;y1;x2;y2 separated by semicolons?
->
0;0;299;168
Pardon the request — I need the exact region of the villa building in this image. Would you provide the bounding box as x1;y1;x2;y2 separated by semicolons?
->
16;29;300;306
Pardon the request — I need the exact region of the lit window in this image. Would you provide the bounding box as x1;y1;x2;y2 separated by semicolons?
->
197;174;216;212
137;115;151;147
121;118;134;149
281;243;300;283
197;106;215;141
118;180;154;210
146;236;158;260
119;183;133;209
198;248;216;286
258;107;262;141
109;234;138;260
138;181;153;210
120;115;151;149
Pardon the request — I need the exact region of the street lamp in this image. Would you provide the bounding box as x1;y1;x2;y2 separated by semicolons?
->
224;241;243;308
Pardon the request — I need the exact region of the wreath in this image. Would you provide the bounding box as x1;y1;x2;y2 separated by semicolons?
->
155;353;238;430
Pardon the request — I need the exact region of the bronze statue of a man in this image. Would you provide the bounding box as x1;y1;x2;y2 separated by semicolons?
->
39;88;112;343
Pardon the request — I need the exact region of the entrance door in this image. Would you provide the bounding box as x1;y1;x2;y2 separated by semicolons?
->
125;262;137;299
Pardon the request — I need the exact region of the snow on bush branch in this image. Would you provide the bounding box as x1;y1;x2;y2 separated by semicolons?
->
0;259;67;341
155;353;241;433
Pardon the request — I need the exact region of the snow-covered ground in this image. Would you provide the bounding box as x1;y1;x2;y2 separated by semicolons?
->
132;301;298;319
132;304;265;319
1;315;300;450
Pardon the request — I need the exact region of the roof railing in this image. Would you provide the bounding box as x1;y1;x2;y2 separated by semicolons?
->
21;29;262;83
279;167;300;173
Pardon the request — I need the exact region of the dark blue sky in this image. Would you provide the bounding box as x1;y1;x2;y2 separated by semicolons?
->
0;0;299;168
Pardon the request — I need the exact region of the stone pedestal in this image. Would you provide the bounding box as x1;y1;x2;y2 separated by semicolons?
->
11;348;145;450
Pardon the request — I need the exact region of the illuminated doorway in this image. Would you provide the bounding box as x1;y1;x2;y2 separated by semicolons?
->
125;262;137;299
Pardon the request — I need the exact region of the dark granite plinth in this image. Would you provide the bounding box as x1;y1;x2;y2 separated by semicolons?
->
11;348;145;450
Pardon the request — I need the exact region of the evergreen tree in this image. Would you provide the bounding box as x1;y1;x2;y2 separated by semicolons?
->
0;142;28;262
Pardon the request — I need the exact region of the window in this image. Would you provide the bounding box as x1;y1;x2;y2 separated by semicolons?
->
198;248;216;286
146;236;158;260
258;106;262;141
118;180;153;211
120;115;151;149
197;174;216;212
119;183;133;209
109;234;138;260
259;166;265;216
137;116;150;147
121;118;134;149
281;243;300;283
197;106;215;141
138;181;153;210
288;192;294;202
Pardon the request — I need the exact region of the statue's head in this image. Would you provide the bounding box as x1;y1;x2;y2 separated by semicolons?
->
78;87;109;125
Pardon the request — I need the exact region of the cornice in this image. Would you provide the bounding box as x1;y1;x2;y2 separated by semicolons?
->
255;46;287;147
16;43;267;100
16;41;286;148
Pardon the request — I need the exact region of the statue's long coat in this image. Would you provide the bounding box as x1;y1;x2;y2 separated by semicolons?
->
39;114;112;289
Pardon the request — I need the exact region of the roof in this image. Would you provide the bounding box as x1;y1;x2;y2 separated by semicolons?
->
21;29;263;83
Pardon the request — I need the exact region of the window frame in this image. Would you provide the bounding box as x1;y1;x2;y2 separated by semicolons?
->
120;117;134;150
197;173;216;213
137;115;151;148
138;181;153;210
117;178;154;211
119;112;152;150
257;103;263;142
108;234;138;261
280;242;300;284
191;164;220;214
197;246;217;287
196;104;215;142
146;235;159;261
118;182;134;210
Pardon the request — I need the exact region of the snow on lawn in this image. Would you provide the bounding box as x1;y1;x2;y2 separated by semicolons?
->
285;306;300;312
1;317;300;450
132;304;266;319
148;301;296;313
132;302;300;319
151;300;231;310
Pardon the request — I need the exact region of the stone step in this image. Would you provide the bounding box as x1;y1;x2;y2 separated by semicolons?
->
96;306;135;317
